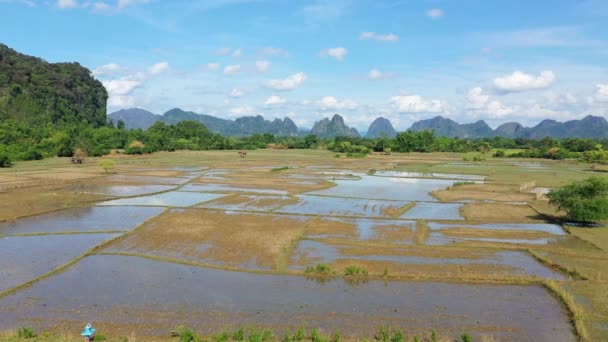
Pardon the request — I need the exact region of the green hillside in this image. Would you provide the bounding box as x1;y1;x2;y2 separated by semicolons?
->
0;44;107;127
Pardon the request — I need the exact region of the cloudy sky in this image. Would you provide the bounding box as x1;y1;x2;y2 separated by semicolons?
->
2;0;608;130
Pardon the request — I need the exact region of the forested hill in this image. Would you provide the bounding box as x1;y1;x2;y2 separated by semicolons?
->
0;44;107;127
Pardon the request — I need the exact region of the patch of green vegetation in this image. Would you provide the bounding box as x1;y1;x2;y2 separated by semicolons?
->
305;263;332;274
271;166;289;172
344;265;368;276
452;181;476;187
548;177;608;223
17;327;35;339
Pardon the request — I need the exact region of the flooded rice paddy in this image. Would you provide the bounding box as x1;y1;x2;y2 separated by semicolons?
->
0;206;165;235
0;162;582;340
0;255;575;341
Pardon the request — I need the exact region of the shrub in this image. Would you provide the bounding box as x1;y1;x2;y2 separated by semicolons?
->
233;328;245;341
452;181;475;187
461;333;472;342
19;149;43;161
0;153;11;168
95;333;107;341
99;159;116;173
173;326;199;342
493;149;505;157
305;263;331;274
344;265;368;276
547;177;608;223
17;327;35;339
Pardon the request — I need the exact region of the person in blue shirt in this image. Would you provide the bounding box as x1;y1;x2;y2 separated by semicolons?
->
81;323;96;341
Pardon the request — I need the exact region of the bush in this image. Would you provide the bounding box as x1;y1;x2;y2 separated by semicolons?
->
173;326;200;342
19;149;43;161
0;153;11;168
305;263;331;274
547;177;608;223
99;159;116;173
493;149;505;157
461;333;472;342
344;265;368;276
17;327;35;339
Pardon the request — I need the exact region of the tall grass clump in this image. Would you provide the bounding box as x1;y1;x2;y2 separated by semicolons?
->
17;327;35;339
344;265;368;276
460;333;472;342
305;263;331;274
173;325;200;342
271;166;289;172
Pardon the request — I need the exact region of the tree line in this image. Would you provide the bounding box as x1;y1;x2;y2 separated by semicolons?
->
2;119;608;167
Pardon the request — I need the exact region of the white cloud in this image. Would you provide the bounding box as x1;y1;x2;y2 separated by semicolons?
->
320;47;348;61
223;64;241;75
266;72;307;91
231;49;242;58
259;47;288;57
359;32;399;42
390;93;444;113
229;88;244;98
466;87;514;118
91;1;112;12
148;61;169;75
265;95;286;105
230;106;256;116
103;77;142;96
256;60;271;73
117;0;150;9
594;84;608;102
206;63;220;71
466;87;489;109
318;96;358;110
426;8;444;19
215;47;233;56
368;69;391;81
494;70;556;92
57;0;77;8
92;63;122;76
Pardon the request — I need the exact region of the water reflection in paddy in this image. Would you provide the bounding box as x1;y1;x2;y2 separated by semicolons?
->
374;171;486;181
0;234;121;292
0;255;574;341
98;191;225;207
308;176;456;201
0;206;165;235
181;183;288;195
401;202;463;220
277;195;411;218
64;184;175;197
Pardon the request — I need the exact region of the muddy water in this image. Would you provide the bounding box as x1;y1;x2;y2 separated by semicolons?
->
374;171;486;181
277;195;411;218
306;217;417;241
428;222;566;235
308;176;456;201
401;202;464;220
290;240;565;280
0;234;121;292
0;255;574;341
0;206;165;235
105;175;191;185
181;183;289;195
63;184;176;197
98;191;225;207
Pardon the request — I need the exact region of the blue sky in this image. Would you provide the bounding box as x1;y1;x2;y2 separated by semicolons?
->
1;0;608;130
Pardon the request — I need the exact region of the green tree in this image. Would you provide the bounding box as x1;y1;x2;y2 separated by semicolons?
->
547;177;608;223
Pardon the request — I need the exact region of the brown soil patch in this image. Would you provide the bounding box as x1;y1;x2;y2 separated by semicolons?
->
373;224;416;242
441;228;555;240
0;186;108;221
106;209;312;270
306;218;359;237
128;170;187;177
433;183;535;202
461;203;540;221
193;175;334;194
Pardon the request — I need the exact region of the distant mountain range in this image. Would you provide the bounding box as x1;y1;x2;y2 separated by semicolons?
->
109;108;298;137
109;108;608;139
409;115;608;139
